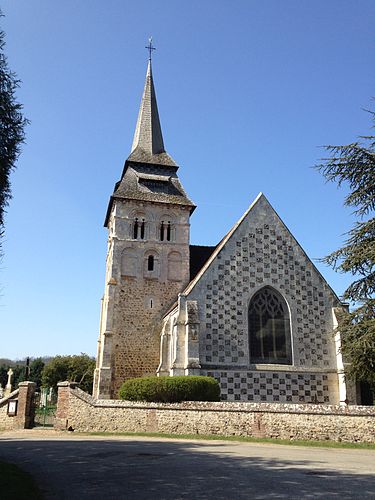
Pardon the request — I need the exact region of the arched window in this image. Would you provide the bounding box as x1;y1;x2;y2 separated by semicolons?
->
133;217;145;240
160;220;172;242
144;250;160;278
147;255;154;271
133;218;139;239
248;287;292;364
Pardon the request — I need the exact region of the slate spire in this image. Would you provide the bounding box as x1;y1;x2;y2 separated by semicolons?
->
131;60;165;156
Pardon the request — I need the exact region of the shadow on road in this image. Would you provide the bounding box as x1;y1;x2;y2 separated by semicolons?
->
0;437;374;499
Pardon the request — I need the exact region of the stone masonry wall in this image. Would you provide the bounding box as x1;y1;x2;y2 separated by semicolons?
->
55;385;375;443
0;389;19;430
0;382;36;430
95;199;191;399
112;276;185;395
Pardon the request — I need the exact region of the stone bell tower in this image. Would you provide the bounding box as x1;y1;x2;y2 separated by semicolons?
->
93;54;195;399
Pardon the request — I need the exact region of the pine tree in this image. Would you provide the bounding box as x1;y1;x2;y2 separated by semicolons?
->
0;13;28;247
316;111;375;388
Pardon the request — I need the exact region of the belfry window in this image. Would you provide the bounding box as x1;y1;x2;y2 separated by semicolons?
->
133;218;138;239
160;221;172;242
133;218;145;240
166;221;171;241
248;287;292;364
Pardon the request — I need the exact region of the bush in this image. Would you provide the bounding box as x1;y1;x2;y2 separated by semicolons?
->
118;376;220;403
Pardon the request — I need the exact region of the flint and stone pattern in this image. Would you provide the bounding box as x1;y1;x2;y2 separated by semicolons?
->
161;195;343;404
202;370;332;404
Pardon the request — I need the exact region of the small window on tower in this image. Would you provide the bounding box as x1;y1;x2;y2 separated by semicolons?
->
147;255;154;271
160;221;165;241
166;221;171;241
140;219;145;239
133;218;139;239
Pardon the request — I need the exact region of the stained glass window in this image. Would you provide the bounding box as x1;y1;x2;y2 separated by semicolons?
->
248;287;292;364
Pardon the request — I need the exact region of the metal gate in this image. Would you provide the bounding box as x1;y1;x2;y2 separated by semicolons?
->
33;387;57;427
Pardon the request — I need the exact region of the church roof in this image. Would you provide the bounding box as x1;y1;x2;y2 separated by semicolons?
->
190;245;216;281
105;60;195;226
127;60;177;167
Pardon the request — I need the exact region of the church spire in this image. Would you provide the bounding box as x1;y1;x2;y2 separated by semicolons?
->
130;59;165;156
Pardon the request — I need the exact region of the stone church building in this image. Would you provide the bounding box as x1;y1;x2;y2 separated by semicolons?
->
93;59;352;405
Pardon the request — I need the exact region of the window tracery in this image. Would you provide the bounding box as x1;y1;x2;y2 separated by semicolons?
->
248;287;292;364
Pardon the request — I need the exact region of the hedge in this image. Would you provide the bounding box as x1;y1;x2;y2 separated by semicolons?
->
118;376;220;403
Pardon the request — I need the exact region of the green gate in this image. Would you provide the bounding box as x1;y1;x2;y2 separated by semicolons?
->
33;387;57;427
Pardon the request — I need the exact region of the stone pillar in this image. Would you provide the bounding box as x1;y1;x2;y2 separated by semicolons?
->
157;317;172;376
13;381;36;429
170;295;187;376
184;300;201;375
55;381;77;430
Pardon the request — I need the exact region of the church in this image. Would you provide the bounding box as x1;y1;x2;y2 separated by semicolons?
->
93;55;354;405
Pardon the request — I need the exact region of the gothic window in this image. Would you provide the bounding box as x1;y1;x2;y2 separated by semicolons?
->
248;287;292;364
133;217;145;240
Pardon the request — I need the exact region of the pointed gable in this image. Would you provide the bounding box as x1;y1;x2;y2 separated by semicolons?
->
181;193;341;372
183;193;340;303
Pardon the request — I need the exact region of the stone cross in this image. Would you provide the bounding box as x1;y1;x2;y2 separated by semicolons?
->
4;368;13;396
6;368;13;387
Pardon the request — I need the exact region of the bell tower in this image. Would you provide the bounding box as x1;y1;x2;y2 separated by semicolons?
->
93;51;195;399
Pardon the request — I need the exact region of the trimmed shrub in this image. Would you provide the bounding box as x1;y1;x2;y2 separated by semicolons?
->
118;375;220;403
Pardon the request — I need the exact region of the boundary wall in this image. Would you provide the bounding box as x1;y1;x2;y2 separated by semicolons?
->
55;382;375;443
0;382;36;430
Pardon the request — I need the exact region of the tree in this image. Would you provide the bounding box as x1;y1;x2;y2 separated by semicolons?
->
29;358;45;389
0;12;28;249
41;354;96;394
316;111;375;388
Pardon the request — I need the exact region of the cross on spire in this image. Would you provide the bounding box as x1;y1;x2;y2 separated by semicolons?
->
145;37;156;61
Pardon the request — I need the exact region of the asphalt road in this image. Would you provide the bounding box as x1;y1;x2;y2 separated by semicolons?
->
0;430;374;499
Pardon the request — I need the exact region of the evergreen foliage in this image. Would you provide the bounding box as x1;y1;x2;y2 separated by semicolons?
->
118;376;221;403
316;111;375;387
41;354;95;393
29;358;45;389
0;12;28;243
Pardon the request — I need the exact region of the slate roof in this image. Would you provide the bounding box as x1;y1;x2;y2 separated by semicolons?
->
105;61;195;226
189;245;216;281
129;60;177;167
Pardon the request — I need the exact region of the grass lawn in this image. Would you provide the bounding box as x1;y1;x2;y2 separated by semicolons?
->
0;460;42;499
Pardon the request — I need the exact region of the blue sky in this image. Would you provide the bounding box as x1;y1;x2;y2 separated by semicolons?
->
1;1;374;359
